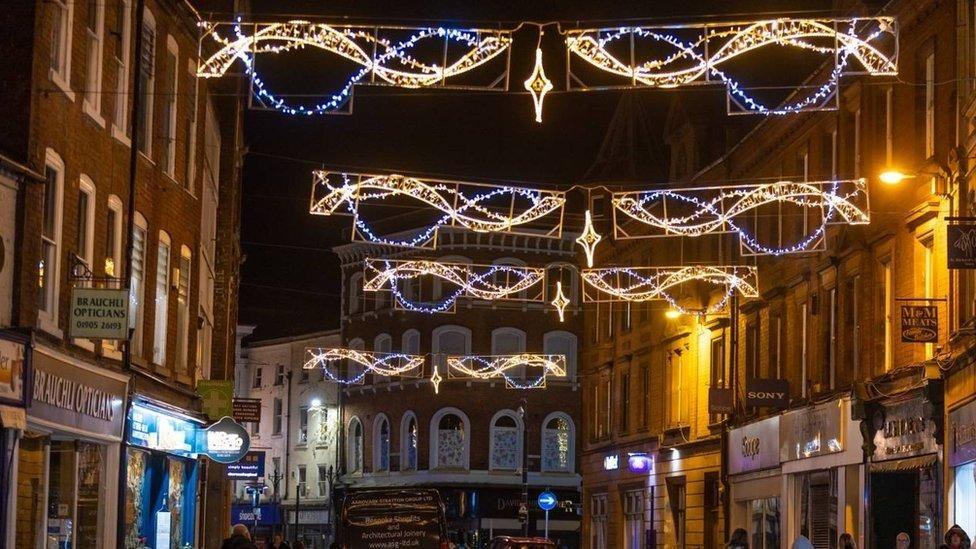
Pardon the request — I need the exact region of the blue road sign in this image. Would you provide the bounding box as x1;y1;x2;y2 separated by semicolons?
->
538;491;557;511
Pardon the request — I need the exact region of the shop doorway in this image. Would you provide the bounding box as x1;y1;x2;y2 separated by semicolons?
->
871;472;917;548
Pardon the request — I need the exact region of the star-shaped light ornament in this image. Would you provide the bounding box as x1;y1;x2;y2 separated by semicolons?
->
430;368;443;394
551;281;571;322
524;48;553;123
576;210;603;267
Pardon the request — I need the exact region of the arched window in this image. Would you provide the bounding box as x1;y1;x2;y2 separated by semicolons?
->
374;285;388;311
431;325;471;380
347;417;364;473
432;255;471;301
402;329;421;355
373;414;390;472
541;412;575;473
489;410;523;471
544;331;578;380
348;272;363;315
429;407;470;470
374;333;392;353
492;327;527;380
400;411;418;471
546;263;579;309
492;257;528;299
346;338;365;384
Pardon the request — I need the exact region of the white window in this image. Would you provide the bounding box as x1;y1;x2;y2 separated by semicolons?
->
39;150;65;334
274;364;285;385
112;0;132;138
136;10;156;156
489;410;522;471
183;58;198;191
544;331;577;380
430;408;469;470
299;406;309;443
152;231;170;365
317;465;330;497
105;195;123;278
253;367;262;388
273;398;283;435
76;176;96;271
431;325;471;379
590;493;608;549
624;489;646;549
175;246;191;375
491;327;526;379
925;52;935;158
373;414;390;472
162;36;178;177
83;0;105;119
541;412;574;473
402;329;420;355
400;412;418;471
49;0;74;93
347;417;363;473
297;465;307;497
348;272;363;315
130;213;148;356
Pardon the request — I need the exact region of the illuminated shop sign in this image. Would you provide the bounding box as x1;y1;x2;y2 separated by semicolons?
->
127;404;250;463
603;454;619;470
627;452;653;474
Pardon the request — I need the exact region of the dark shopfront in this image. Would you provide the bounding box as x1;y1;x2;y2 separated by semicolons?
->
439;487;581;548
868;394;943;549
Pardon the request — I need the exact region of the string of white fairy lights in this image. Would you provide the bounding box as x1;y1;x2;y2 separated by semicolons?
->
197;16;898;120
445;354;567;391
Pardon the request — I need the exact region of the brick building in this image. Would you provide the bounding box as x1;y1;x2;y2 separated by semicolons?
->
0;0;244;546
577;1;976;548
334;227;583;547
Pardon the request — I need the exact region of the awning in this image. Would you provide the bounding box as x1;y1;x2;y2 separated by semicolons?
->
870;453;938;473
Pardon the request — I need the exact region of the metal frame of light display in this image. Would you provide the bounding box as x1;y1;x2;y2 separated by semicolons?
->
304;348;425;385
445;353;567;390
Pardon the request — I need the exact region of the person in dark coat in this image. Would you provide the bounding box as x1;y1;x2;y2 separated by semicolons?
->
940;524;971;549
270;532;291;549
727;528;749;548
838;532;857;549
221;524;258;549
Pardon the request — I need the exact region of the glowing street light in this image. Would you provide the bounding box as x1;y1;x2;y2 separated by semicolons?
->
665;309;682;319
879;169;913;185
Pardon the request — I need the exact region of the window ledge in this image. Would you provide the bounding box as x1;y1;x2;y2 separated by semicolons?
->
73;338;96;352
38;316;63;339
48;70;75;101
111;126;131;147
102;346;123;361
82;102;106;128
138;151;155;166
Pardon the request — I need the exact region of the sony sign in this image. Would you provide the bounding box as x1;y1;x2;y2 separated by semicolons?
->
745;378;789;409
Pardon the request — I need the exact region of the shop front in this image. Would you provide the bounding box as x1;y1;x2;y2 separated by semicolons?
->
231;502;282;544
780;397;863;548
867;394;942;548
15;345;128;548
728;415;781;549
949;398;976;538
124;398;205;548
0;329;30;547
286;506;332;548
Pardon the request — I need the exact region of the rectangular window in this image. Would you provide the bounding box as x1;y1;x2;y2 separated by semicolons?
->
620;371;630;433
666;477;687;547
105;199;122;278
666;350;685;427
318;465;330;496
251;417;260;436
175;248;191;374
602;376;611;438
113;0;132;136
820;288;837;391
76;183;94;269
623;489;646;549
130;221;147;355
882;261;893;371
299;406;309;443
162;38;178;177
885;86;894;165
39;159;64;329
253;367;263;388
710;336;725;424
183;59;198;190
275;364;285;385
770;314;783;378
136;15;156;156
622;302;632;332
591;382;599;440
844;276;859;381
273;398;282;435
922;238;935;359
925;52;935;158
50;0;73;84
84;0;104;115
853;108;861;177
297;465;307;497
152;236;170;365
606;302;614;339
590;493;608;549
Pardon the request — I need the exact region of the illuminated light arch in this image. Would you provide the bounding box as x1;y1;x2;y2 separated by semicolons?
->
303;347;425;385
446;353;567;390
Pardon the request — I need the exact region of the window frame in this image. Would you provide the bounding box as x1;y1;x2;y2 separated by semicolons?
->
541;411;575;473
488;409;523;472
400;411;419;471
83;0;105;122
136;9;156;158
39;149;66;335
429;407;470;470
49;0;75;96
372;413;391;472
130;212;148;356
76;175;96;271
111;0;133;142
151;231;171;365
162;35;179;178
175;245;192;375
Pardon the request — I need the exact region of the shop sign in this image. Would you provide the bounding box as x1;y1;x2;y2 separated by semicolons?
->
197;380;233;419
872;398;939;461
745;378;789;409
203;417;251;464
287;509;330;524
233;398;262;423
342;489;443;549
232;503;281;526
627;452;653;474
603;454;619;470
948;224;976;269
68;288;129;340
901;305;939;343
708;387;733;415
729;415;780;475
29;350;127;439
128;403;198;457
227;450;266;479
780;399;844;462
0;329;29;406
949;400;976;467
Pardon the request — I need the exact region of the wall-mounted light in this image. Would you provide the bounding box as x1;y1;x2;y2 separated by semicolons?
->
879;169;913;185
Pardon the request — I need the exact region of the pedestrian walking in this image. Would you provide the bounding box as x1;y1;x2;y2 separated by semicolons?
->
270;532;291;549
896;532;911;549
940;525;972;549
839;532;856;549
727;528;749;548
792;527;814;549
222;524;259;549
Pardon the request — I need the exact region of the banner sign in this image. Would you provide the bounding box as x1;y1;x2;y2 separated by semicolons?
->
901;305;938;343
948;224;976;269
729;415;781;475
68;288;129;340
31;350;127;439
745;378;789;409
227;451;266;479
872;397;939;462
233;398;262;423
342;489;444;549
949;399;976;467
203;417;251;464
708;387;733;415
197;380;233;419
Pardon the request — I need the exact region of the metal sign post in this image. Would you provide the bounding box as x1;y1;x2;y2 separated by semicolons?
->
537;490;557;540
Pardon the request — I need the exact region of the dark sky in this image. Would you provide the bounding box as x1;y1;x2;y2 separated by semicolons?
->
237;0;835;340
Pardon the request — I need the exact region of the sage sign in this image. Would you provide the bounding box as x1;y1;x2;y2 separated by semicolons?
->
204;417;250;464
69;288;129;340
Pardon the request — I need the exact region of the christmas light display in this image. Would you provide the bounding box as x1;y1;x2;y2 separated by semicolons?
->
446;353;567;390
576;210;603;267
198;20;512;115
612;178;869;255
565;17;897;115
310;171;565;247
524;47;553;123
551;281;571;322
304;348;425;385
363;258;546;313
581;265;759;314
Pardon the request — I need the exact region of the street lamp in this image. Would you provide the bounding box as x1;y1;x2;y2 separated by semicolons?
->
665;309;682;319
879;169;913;185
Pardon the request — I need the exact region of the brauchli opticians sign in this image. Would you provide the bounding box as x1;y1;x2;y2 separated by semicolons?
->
29;351;127;438
68;288;129;340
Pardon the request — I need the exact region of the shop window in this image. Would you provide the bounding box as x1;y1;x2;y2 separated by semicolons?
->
489;411;522;471
401;412;418;471
590;493;608;549
168;458;187;548
624;489;646;549
541;413;573;472
130;213;148;357
373;414;391;472
77;442;104;547
799;470;837;548
273;398;282;435
152;231;171;365
39;150;65;333
348;417;363;473
666;476;687;547
431;408;469;470
136;9;155;156
124;449;147;545
954;462;976;540
750;498;781;549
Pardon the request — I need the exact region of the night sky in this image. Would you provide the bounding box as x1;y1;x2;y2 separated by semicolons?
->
236;0;835;340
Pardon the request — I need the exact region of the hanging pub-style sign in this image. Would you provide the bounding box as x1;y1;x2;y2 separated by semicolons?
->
901;304;939;343
948;221;976;269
